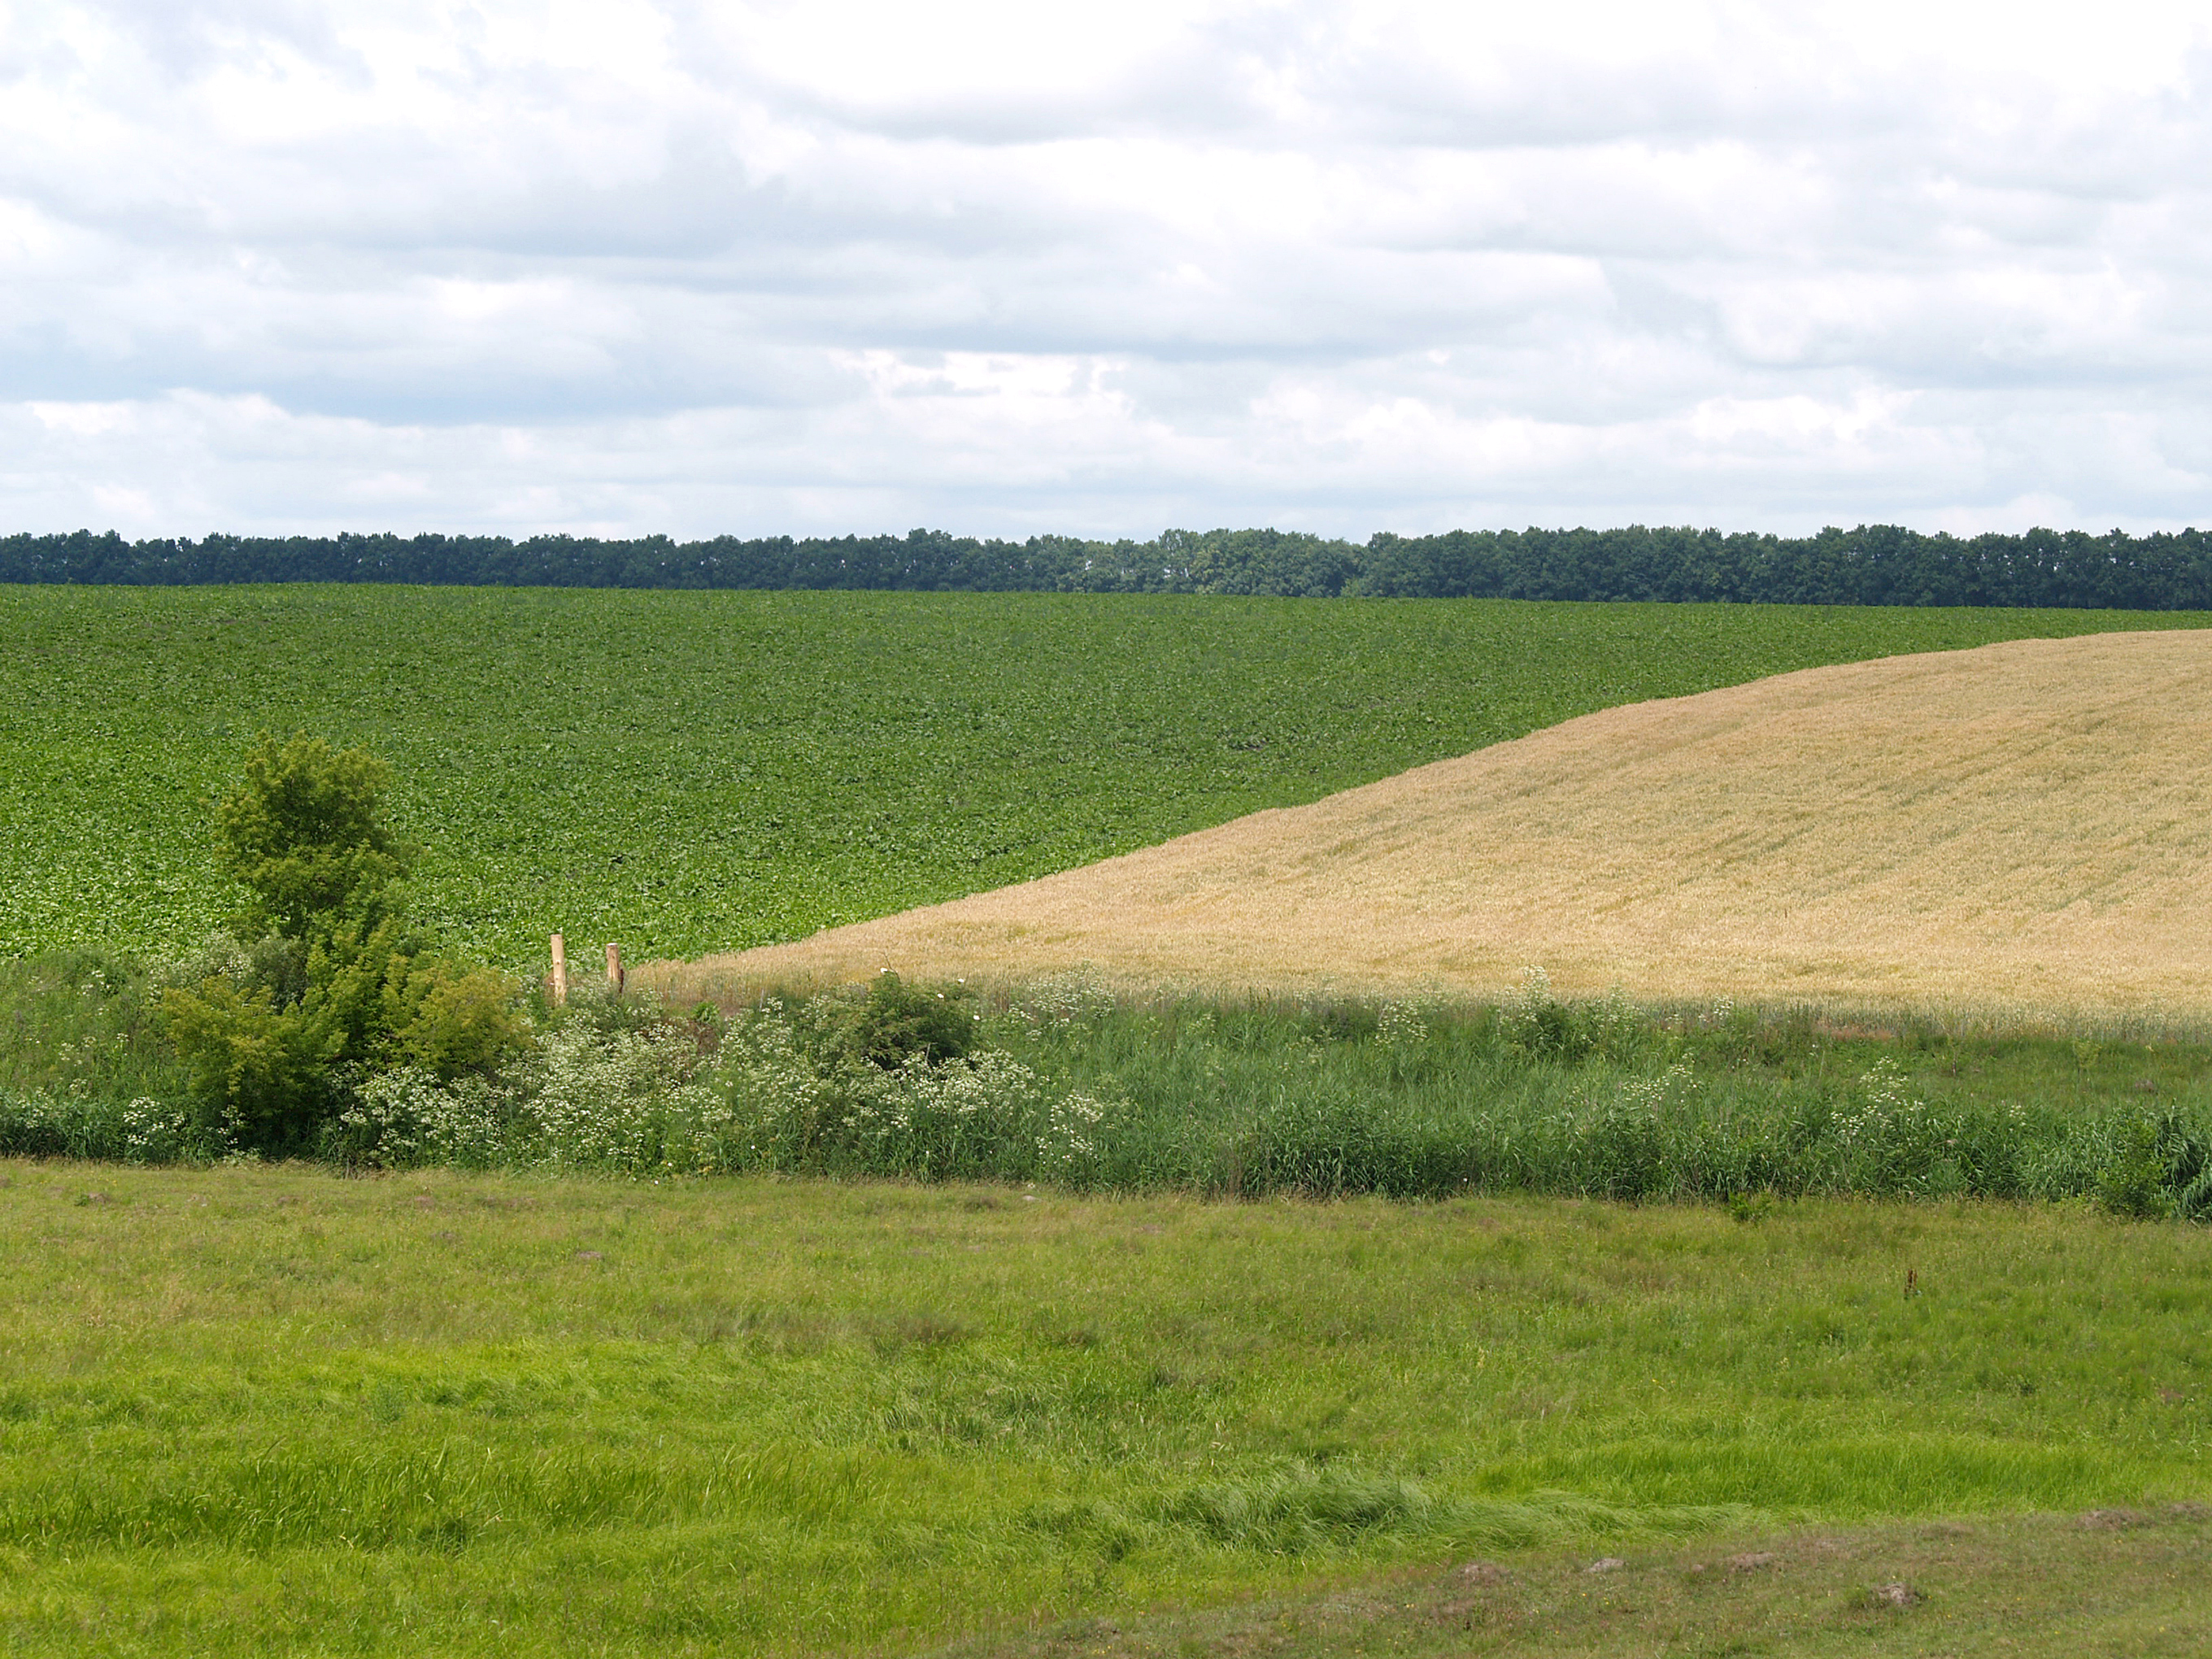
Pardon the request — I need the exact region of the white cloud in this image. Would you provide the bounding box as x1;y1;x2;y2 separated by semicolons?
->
3;0;2210;538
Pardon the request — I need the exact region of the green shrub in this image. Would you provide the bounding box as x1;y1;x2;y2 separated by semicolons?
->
158;976;337;1147
2091;1110;2212;1220
383;956;530;1075
161;918;529;1152
2097;1114;2171;1219
798;970;977;1071
158;737;527;1152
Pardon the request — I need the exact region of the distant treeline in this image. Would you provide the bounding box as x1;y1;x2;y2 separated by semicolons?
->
8;523;2212;608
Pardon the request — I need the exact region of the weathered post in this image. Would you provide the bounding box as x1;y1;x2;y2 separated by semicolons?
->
606;941;625;995
550;932;568;1007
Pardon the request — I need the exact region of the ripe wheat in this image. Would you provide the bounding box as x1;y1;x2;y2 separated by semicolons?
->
664;631;2212;1020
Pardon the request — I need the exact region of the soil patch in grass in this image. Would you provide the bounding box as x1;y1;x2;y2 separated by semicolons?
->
938;1507;2212;1657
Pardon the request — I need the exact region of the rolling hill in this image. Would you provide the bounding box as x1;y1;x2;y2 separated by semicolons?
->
663;629;2212;1017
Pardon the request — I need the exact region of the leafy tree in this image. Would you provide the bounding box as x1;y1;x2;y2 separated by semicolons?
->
215;734;416;938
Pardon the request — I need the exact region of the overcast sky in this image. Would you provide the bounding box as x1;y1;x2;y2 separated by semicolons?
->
4;0;2210;540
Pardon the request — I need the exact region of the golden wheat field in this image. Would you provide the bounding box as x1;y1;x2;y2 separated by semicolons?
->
655;629;2212;1019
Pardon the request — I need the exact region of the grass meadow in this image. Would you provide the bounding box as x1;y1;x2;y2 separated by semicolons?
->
2;1160;2207;1655
8;585;2206;968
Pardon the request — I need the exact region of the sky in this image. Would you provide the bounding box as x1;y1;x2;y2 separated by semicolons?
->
3;0;2210;542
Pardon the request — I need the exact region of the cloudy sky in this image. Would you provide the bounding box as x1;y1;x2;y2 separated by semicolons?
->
4;0;2210;540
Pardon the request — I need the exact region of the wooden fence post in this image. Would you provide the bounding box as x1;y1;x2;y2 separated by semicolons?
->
550;933;568;1006
606;941;625;995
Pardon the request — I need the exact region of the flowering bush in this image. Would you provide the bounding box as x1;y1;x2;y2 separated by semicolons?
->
520;1022;716;1169
330;1065;508;1170
1037;1090;1116;1185
709;995;1049;1178
1374;999;1432;1048
317;986;1069;1182
121;1096;198;1163
838;1047;1047;1178
1010;966;1117;1034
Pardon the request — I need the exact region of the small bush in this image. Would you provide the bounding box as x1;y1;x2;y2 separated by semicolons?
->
381;956;532;1077
799;971;977;1071
1499;970;1652;1067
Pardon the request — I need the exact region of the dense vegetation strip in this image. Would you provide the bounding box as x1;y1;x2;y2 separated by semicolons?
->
7;586;2205;966
12;951;2212;1217
11;522;2212;607
0;1165;2205;1654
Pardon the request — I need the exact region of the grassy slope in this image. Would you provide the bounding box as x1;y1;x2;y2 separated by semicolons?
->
7;586;2205;969
1;1163;2205;1654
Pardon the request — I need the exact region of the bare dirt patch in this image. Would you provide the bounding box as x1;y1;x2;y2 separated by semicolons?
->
930;1509;2212;1658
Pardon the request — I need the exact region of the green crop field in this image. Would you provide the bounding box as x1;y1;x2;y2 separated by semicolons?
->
7;585;2206;970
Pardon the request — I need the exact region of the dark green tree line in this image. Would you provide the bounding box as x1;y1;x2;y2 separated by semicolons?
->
7;522;2211;608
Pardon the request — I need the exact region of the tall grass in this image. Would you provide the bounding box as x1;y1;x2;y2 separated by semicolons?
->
326;972;2212;1215
10;960;2207;1217
0;950;185;1100
986;977;2212;1213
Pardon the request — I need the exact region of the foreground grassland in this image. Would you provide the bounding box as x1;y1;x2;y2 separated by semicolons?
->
0;1164;2205;1654
7;586;2205;968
